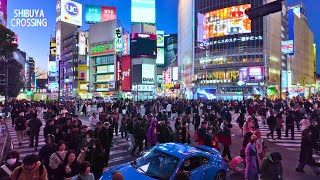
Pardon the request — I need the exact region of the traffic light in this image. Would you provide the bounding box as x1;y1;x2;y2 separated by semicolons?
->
245;0;283;20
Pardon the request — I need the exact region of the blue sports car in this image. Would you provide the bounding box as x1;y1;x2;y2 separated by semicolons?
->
100;143;228;180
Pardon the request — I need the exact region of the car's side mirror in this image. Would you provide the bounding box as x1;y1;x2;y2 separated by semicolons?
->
139;151;146;157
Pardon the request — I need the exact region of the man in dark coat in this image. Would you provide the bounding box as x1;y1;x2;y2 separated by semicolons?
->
131;118;145;156
267;111;276;139
28;113;43;150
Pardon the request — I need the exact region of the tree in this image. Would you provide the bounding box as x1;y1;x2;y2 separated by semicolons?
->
0;25;18;55
0;59;24;97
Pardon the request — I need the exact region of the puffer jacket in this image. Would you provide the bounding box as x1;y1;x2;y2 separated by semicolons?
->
10;161;48;180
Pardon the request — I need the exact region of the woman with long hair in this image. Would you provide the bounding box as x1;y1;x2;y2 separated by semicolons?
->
57;150;80;180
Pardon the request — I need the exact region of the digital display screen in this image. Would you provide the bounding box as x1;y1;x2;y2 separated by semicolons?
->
203;4;251;39
130;38;157;58
131;0;155;23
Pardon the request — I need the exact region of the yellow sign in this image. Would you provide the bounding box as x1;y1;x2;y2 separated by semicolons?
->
78;64;88;93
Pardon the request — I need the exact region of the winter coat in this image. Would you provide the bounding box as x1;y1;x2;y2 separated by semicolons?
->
260;153;283;180
15;116;26;131
220;127;231;146
267;116;276;129
300;119;311;131
243;121;253;136
10;161;48;180
147;119;158;145
0;162;22;180
245;142;259;180
38;144;57;169
28;117;42;135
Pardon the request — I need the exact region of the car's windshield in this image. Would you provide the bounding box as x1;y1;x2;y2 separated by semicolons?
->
133;148;180;179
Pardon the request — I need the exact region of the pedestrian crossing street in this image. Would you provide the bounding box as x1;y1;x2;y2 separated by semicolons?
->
6;118;134;168
231;112;320;162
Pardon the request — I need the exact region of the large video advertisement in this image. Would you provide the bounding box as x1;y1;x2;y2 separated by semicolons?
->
196;0;264;49
203;4;251;39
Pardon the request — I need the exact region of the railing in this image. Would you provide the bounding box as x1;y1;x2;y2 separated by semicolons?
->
0;119;12;165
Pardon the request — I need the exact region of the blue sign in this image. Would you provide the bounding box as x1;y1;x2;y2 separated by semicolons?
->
85;5;101;23
65;2;79;16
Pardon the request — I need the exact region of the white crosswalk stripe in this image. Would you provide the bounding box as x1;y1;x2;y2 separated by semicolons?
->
6;117;133;168
232;112;320;162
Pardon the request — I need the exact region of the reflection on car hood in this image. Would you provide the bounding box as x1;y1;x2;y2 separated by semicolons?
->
100;163;156;180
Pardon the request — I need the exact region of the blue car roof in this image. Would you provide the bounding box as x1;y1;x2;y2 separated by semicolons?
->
154;143;209;159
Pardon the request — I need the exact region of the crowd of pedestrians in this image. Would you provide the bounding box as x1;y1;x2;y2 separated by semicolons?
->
0;97;320;180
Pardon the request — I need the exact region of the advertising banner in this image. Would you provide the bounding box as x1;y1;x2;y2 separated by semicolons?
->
131;33;157;40
172;67;178;81
121;56;131;92
78;64;87;84
115;27;122;53
238;68;248;85
130;38;157;58
157;31;164;47
78;31;86;55
56;23;61;61
50;40;56;55
248;66;263;81
61;0;82;26
281;40;294;55
101;6;116;22
85;5;101;23
116;57;121;81
202;4;251;39
156;48;164;65
142;64;155;84
166;67;172;84
0;0;7;27
122;34;130;56
131;0;155;23
90;42;114;56
85;5;116;24
48;61;57;72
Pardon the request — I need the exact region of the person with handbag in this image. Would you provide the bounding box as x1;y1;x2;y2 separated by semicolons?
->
28;111;43;151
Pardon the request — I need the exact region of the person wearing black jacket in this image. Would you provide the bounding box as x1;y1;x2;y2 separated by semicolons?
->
267;111;276;139
296;129;320;175
44;119;56;139
38;134;57;176
94;122;110;166
15;112;27;147
28;112;42;150
193;113;200;131
285;111;295;140
131;118;145;156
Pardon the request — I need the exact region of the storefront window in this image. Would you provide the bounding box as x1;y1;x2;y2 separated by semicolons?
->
96;65;115;73
94;55;114;65
96;74;114;82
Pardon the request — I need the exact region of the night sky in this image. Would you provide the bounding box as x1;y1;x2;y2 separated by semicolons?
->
7;0;320;73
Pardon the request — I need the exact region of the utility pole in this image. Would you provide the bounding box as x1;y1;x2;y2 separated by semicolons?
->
5;51;8;102
58;61;61;103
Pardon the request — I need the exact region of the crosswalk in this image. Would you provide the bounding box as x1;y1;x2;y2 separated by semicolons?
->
6;117;134;168
231;112;320;162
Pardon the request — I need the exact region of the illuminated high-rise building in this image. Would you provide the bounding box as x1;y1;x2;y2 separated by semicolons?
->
178;0;285;99
286;4;315;97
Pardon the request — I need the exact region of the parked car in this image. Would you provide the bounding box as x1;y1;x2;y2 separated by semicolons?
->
100;143;227;180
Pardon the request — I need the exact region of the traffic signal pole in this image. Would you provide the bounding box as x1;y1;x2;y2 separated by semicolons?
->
5;51;8;102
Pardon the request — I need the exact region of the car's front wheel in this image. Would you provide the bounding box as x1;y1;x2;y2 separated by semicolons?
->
214;170;226;180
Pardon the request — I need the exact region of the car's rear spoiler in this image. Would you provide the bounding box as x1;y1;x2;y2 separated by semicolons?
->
195;145;221;156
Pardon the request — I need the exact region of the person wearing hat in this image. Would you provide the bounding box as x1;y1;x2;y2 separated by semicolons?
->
245;135;259;180
10;154;48;180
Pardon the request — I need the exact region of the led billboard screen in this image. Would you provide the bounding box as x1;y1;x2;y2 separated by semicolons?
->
131;0;155;23
85;5;116;24
130;38;157;58
78;31;86;55
157;31;164;47
281;40;294;55
203;4;251;39
156;48;164;65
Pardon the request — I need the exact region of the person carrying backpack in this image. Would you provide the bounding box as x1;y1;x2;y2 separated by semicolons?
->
10;154;48;180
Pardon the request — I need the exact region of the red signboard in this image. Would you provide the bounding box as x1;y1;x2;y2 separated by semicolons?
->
116;57;121;81
121;56;131;92
101;6;117;22
130;33;157;40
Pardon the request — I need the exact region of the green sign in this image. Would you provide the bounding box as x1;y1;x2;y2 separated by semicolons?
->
91;43;114;55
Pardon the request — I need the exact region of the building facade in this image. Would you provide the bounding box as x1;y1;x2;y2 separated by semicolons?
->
178;0;284;99
287;4;315;97
88;20;117;99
